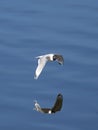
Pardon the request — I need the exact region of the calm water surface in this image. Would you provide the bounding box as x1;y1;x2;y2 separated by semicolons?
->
0;0;98;130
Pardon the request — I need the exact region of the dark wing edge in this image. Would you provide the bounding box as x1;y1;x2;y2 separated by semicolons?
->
58;55;64;65
51;94;63;113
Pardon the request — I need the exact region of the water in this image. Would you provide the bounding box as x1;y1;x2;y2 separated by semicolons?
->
0;0;98;130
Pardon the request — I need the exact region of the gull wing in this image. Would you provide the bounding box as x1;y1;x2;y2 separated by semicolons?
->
51;94;63;113
53;54;64;65
34;57;48;79
34;100;44;113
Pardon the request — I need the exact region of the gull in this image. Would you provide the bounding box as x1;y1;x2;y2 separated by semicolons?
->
33;93;63;114
34;53;64;79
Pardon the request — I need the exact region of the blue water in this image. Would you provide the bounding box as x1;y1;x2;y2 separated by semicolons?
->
0;0;98;130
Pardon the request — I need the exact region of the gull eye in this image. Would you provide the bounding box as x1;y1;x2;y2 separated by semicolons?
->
53;56;56;61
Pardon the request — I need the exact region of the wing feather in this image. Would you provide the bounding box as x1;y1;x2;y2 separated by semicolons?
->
34;57;47;79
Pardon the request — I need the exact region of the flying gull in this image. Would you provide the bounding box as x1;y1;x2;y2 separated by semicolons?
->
34;93;63;114
34;53;64;79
